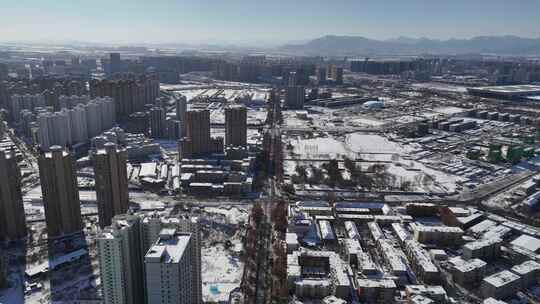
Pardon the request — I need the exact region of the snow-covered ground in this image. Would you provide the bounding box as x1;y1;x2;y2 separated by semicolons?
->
351;117;386;126
346;133;407;154
202;244;243;303
203;207;249;225
432;106;468;115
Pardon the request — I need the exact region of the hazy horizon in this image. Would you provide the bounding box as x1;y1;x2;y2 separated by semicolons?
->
1;0;540;46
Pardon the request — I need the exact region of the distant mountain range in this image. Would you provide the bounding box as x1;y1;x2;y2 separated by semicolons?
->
280;35;540;56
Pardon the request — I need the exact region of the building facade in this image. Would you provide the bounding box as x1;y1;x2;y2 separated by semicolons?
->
0;150;27;240
175;96;187;137
185;110;211;156
93;143;129;228
97;214;144;304
145;229;195;304
285;86;305;110
225;105;247;147
38;146;82;237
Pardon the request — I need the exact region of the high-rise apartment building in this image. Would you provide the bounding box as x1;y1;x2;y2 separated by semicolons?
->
36;97;115;150
0;115;5;138
0;150;27;240
224;105;247;147
97;214;144;304
89;75;159;119
140;214;202;304
126;112;148;134
69;105;89;144
185;110;211;156
165;118;181;140
149;106;166;139
109;53;122;76
0;249;6;289
37;110;72;149
176;217;202;304
96;212;203;304
58;95;90;109
141;213;164;254
0;63;8;81
316;66;327;85
285;86;305;110
329;65;344;85
175;96;187;137
9;94;46;121
145;229;195;304
93;143;129;228
38;146;82;237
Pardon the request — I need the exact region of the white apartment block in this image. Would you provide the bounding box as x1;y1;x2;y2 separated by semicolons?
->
145;229;194;304
97;215;144;304
37;96;115;150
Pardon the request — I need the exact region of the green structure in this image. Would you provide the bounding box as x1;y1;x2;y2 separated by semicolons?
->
506;145;523;164
523;135;535;145
488;144;503;163
523;147;535;158
466;149;482;160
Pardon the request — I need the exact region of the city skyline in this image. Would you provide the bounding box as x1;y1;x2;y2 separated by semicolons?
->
1;0;540;45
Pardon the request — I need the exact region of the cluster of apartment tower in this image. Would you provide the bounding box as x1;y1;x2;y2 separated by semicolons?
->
179;102;248;159
0;142;203;303
0;143;129;241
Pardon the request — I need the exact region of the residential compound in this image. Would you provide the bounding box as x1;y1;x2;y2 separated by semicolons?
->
287;201;540;303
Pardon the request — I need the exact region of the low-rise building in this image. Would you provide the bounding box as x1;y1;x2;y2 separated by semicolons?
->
404;240;439;284
481;270;521;300
356;279;396;303
510;260;540;288
449;257;487;286
463;237;502;260
377;239;408;279
411;223;463;245
405;285;447;303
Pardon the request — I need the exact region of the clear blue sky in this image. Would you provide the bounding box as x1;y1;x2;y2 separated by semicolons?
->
1;0;539;45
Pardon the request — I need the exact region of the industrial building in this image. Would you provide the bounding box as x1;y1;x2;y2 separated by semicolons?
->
468;85;540;101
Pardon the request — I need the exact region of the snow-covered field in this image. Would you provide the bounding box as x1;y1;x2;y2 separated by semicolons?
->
289;137;352;159
346;133;406;154
286;132;462;193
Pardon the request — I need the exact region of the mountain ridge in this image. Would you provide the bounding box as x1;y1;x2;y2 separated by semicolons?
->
281;35;540;56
